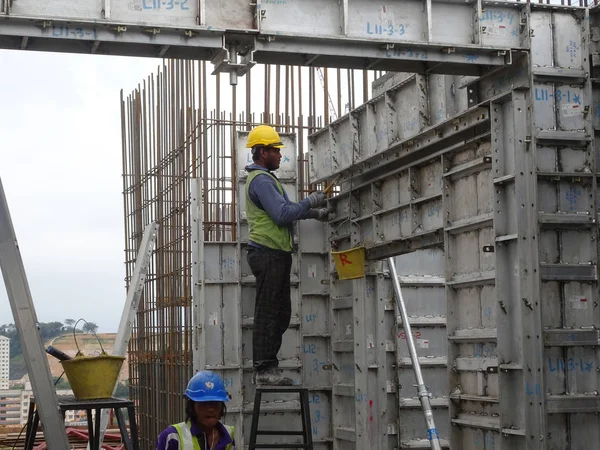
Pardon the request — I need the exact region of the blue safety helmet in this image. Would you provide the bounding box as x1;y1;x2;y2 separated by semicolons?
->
185;371;230;402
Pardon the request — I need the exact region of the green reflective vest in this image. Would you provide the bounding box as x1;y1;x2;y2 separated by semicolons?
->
245;170;293;252
173;420;234;450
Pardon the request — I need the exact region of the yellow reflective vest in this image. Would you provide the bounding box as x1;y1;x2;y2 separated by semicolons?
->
172;421;234;450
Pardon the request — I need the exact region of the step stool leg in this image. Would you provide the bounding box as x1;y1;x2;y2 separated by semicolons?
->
24;404;38;450
115;407;134;450
94;407;102;450
299;390;314;450
86;409;94;450
248;390;263;450
127;405;140;450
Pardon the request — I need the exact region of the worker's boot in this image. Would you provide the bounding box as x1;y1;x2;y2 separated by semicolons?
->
254;368;293;386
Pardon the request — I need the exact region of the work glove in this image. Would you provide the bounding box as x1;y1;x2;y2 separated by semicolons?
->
315;208;330;221
307;191;326;208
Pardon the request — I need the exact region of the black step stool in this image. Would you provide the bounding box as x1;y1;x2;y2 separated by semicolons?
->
249;387;313;450
24;395;139;450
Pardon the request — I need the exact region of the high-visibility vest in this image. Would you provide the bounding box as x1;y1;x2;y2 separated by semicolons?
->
172;421;234;450
245;169;293;252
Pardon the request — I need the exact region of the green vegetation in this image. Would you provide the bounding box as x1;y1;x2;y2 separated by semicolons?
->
53;375;71;390
114;381;130;399
8;353;25;381
0;319;100;379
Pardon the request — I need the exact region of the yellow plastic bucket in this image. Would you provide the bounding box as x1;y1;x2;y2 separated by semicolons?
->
61;353;125;400
331;246;366;280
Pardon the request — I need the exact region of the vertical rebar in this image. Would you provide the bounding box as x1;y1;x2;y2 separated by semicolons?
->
323;67;329;125
337;68;342;118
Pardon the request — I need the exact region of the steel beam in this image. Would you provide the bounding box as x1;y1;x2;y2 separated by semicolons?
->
0;0;531;75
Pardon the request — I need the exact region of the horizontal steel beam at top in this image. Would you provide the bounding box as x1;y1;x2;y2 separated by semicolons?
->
1;0;581;75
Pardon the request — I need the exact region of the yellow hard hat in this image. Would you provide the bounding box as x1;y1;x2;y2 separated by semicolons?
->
246;125;285;149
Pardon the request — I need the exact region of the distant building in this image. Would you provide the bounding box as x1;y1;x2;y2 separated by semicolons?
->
0;336;9;390
0;390;21;425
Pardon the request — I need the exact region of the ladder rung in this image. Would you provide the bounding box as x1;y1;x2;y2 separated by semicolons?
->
255;387;308;393
251;445;310;449
256;430;305;436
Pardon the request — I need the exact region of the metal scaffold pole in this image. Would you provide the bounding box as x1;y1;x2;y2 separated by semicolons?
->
388;257;442;450
0;178;71;450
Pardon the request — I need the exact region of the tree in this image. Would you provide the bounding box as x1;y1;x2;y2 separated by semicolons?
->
0;323;20;359
82;322;98;334
2;322;68;353
63;319;75;331
53;376;71;390
114;382;130;399
38;322;65;341
1;321;68;379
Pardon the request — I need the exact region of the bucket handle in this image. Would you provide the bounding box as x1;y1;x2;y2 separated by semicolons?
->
72;318;107;356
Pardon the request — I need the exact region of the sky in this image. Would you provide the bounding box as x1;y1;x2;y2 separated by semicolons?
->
0;50;160;333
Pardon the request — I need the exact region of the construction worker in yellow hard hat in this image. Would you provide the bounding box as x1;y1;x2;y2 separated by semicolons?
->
244;124;328;386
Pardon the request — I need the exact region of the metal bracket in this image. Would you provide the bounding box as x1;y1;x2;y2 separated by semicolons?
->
211;38;256;86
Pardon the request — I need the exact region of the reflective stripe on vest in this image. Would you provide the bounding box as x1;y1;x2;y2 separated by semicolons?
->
245;170;293;252
172;421;234;450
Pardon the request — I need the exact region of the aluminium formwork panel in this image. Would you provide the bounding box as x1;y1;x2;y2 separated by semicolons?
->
310;6;600;448
307;4;593;185
0;1;525;74
328;263;399;449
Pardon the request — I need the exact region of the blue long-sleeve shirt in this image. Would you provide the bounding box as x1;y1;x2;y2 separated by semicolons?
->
245;164;317;249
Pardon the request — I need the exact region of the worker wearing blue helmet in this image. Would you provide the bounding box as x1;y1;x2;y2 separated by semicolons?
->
156;371;235;450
